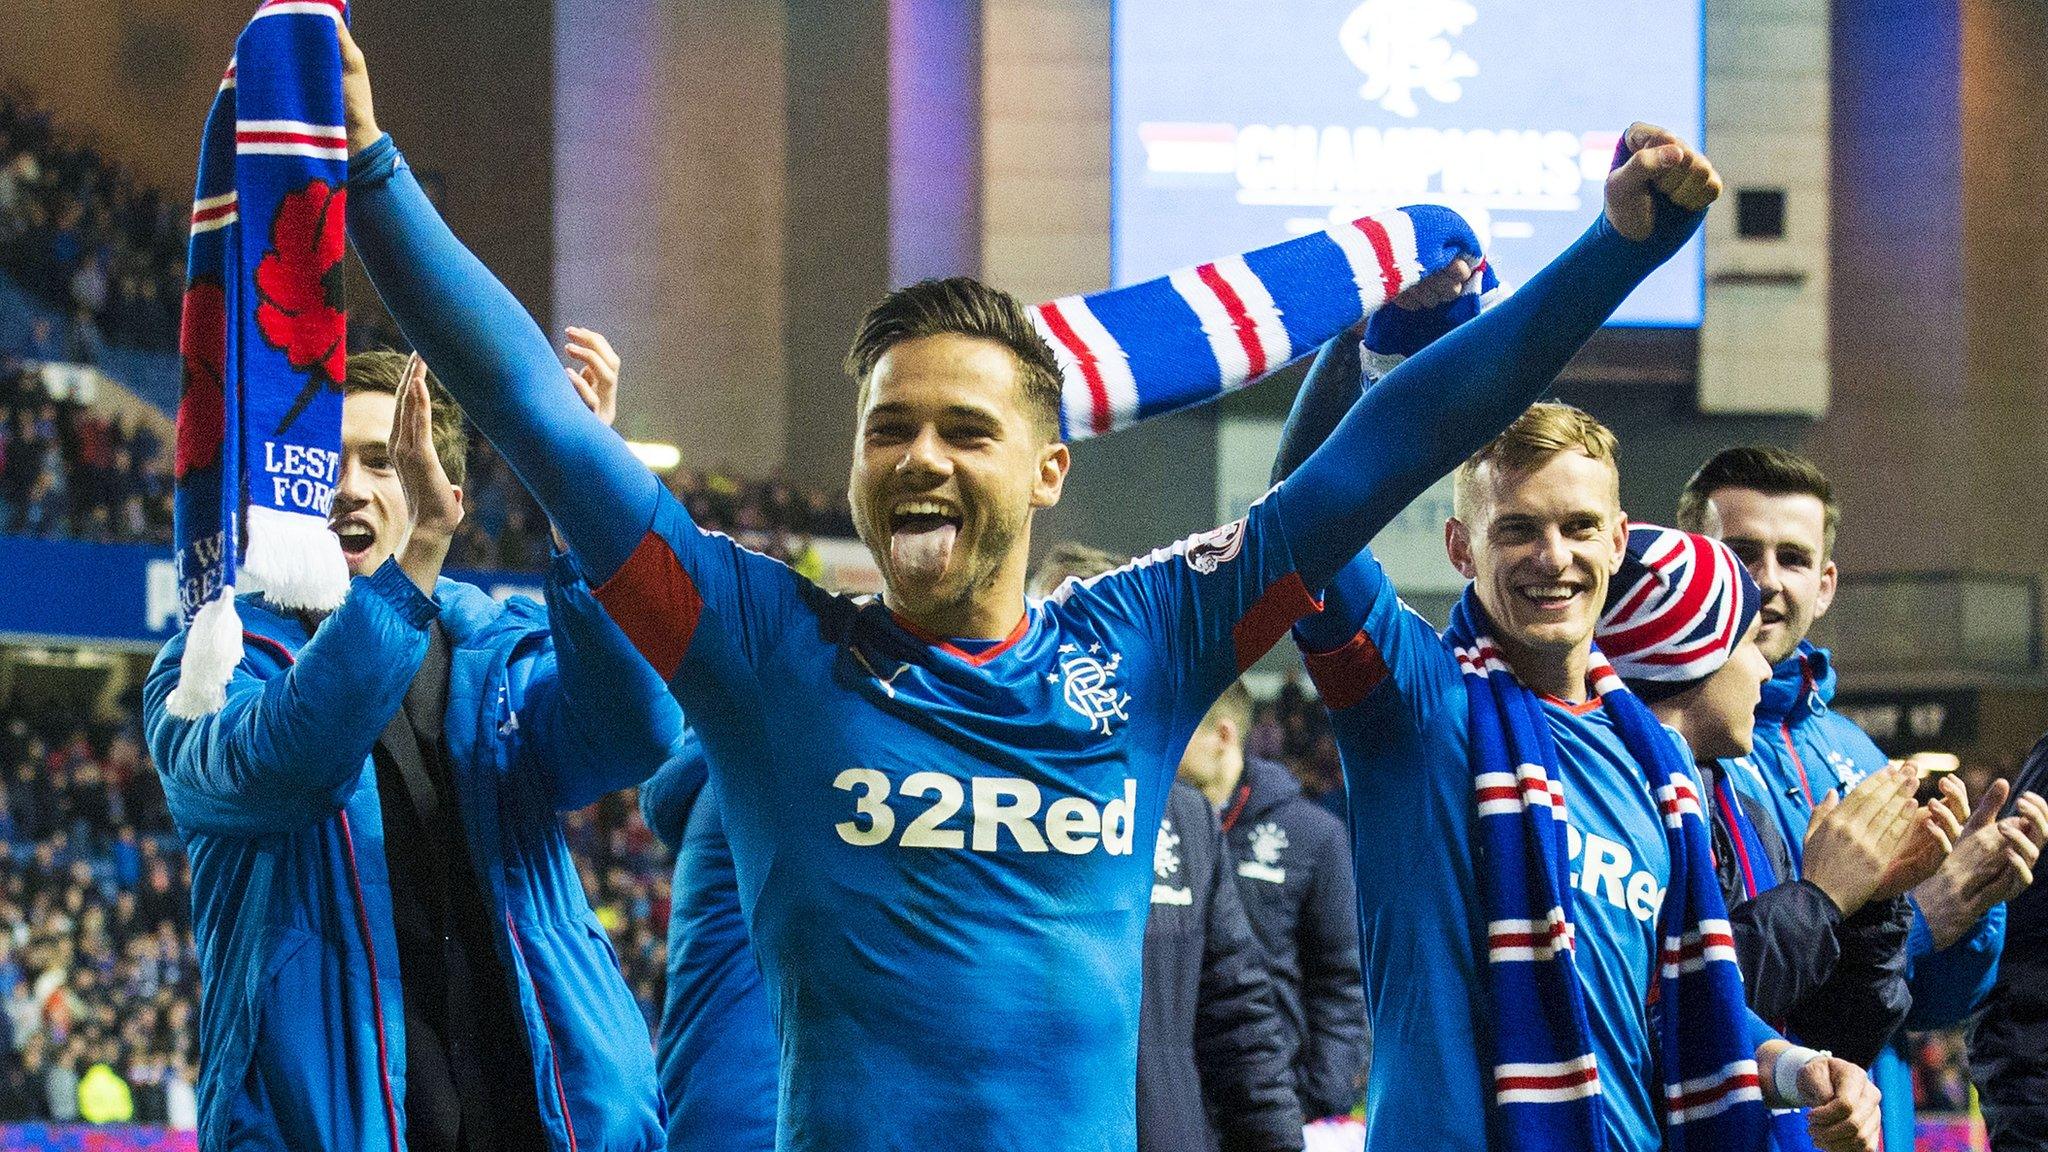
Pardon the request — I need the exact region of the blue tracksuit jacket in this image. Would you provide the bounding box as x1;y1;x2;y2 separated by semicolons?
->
1728;643;2003;1150
144;554;681;1151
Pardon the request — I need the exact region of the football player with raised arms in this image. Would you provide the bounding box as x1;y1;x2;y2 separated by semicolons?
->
1267;323;1883;1149
338;19;1720;1149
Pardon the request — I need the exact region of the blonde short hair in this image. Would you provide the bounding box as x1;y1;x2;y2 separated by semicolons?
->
1452;402;1619;521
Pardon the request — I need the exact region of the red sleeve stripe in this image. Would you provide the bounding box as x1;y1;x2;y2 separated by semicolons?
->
593;531;702;682
1232;572;1320;674
1302;628;1390;712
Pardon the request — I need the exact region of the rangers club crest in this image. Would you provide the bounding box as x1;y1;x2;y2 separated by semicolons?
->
1152;819;1192;905
1237;821;1289;884
1054;642;1131;735
1338;0;1479;119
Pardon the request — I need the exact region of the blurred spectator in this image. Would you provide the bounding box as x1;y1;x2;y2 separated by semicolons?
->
1909;1030;1973;1114
0;84;186;355
0;361;172;543
1248;672;1345;818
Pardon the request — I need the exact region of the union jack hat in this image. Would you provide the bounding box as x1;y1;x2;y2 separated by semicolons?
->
1597;524;1762;701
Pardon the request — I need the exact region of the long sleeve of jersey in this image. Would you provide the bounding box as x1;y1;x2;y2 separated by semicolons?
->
525;548;689;810
347;134;658;583
1268;200;1701;594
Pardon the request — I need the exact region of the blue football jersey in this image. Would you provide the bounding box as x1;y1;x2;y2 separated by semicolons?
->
1300;549;1677;1152
597;486;1317;1151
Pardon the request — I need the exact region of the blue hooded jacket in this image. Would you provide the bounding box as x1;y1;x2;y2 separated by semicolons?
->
639;735;776;1152
1727;642;2003;1150
144;555;682;1152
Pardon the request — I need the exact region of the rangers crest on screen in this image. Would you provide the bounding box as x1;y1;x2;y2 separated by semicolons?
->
1338;0;1479;119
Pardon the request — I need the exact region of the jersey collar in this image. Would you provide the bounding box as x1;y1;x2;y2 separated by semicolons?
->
887;605;1034;667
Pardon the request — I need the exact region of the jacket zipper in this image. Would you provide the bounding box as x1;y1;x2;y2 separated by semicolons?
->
506;913;579;1152
338;812;404;1152
1780;723;1816;806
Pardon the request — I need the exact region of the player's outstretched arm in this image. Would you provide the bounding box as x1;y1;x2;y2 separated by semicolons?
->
338;24;657;583
143;563;434;837
1269;258;1488;488
1275;124;1720;591
508;326;686;809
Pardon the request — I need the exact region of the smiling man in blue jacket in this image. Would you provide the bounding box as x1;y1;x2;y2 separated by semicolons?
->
144;349;681;1152
1678;446;2041;1152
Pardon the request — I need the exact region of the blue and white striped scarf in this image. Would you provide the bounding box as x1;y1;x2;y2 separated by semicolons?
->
169;0;352;716
1033;204;1480;440
1445;590;1770;1152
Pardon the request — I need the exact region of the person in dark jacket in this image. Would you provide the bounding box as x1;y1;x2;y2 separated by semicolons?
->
1967;737;2048;1151
1678;445;2036;1149
1703;756;1913;1066
144;348;680;1151
1178;681;1369;1120
1142;782;1306;1152
1034;544;1304;1152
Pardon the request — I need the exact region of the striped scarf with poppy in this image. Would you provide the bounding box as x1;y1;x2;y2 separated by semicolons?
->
169;0;352;716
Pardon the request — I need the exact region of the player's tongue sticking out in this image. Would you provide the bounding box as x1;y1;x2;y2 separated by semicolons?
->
891;518;958;583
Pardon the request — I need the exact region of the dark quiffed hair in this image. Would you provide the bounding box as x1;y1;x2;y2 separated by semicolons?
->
844;276;1064;440
343;349;468;487
1676;445;1837;558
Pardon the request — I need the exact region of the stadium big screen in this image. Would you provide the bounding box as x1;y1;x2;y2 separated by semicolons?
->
1112;0;1707;326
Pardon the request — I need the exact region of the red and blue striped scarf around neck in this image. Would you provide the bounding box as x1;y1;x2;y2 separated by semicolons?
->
1444;589;1770;1152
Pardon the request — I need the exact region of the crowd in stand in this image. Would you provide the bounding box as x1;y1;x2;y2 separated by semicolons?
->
0;78;866;572
0;83;185;357
0;347;864;573
0;704;195;1127
0;359;172;543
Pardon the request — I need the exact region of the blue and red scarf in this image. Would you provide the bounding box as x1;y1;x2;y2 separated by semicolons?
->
1033;204;1481;440
169;0;352;716
1446;590;1770;1152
